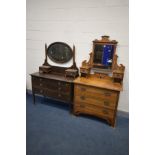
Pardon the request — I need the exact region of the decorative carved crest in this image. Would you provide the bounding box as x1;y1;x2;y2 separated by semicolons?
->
93;35;118;44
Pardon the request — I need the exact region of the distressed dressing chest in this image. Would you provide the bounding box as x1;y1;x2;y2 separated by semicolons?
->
31;42;78;109
31;72;74;106
73;75;122;127
73;36;125;127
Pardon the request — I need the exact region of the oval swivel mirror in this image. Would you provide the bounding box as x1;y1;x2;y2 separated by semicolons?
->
47;42;73;63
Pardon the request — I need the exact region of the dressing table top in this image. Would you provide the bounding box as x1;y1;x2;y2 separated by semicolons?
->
31;72;74;83
74;75;123;91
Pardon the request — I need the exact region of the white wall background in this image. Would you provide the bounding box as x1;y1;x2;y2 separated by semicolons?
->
26;0;129;112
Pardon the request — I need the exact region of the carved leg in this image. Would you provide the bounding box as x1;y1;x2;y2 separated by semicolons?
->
109;118;116;128
73;110;80;116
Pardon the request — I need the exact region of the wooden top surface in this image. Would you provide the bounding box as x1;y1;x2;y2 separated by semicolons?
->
74;75;123;91
30;72;74;83
65;69;77;73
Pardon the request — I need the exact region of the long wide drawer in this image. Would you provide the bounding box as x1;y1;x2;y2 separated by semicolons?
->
74;102;115;119
32;76;71;92
74;84;118;101
74;95;117;110
33;87;71;102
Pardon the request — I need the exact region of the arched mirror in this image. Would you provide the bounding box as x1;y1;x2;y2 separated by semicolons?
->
47;42;73;63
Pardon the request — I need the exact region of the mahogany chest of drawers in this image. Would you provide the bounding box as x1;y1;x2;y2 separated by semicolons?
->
31;72;74;107
73;75;122;127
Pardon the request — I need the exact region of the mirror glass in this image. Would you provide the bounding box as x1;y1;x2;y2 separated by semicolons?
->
93;44;114;69
47;42;73;63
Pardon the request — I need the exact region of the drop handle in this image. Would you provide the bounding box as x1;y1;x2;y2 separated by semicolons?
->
80;96;85;100
80;104;85;108
104;92;111;96
104;101;110;106
81;88;86;91
58;94;61;97
102;109;109;115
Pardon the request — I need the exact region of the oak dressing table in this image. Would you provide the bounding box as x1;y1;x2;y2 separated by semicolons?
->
73;36;125;127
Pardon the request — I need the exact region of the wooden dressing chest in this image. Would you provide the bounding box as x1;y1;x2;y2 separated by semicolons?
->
31;42;78;109
73;75;122;127
31;72;74;105
74;36;125;127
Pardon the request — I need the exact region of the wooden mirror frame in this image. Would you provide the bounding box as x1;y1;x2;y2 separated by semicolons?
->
47;42;73;64
80;36;125;83
39;42;78;76
43;42;76;67
92;35;118;71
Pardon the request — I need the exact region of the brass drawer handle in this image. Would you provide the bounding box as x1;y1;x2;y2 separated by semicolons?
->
80;96;85;100
81;87;86;91
58;94;61;97
39;78;43;81
104;92;111;96
102;109;109;115
104;101;110;106
39;83;43;86
40;90;43;93
58;87;62;90
80;104;85;108
58;82;61;85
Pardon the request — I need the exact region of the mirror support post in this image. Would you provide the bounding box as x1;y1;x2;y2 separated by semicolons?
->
43;43;49;66
72;45;76;68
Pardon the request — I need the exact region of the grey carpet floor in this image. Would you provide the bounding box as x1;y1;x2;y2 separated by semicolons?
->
26;93;129;155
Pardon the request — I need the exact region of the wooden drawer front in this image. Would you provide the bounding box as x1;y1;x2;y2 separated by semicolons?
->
43;80;71;92
33;87;71;102
33;87;57;97
43;79;58;89
57;93;71;102
74;95;116;110
80;68;90;74
74;103;114;118
32;76;44;86
75;85;117;101
57;82;71;93
113;73;123;79
32;77;71;92
32;77;57;89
